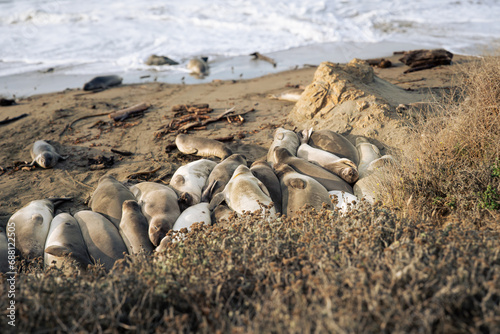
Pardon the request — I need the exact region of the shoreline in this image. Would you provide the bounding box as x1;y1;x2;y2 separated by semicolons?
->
1;40;437;98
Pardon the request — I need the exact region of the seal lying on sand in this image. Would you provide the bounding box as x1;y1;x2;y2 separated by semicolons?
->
44;213;93;270
201;154;247;203
267;88;304;102
83;75;122;91
89;175;136;228
273;147;353;194
29;140;65;169
129;182;181;247
275;163;331;217
209;165;276;218
250;160;282;214
170;159;217;209
176;134;233;160
267;128;300;167
308;129;359;166
74;210;128;271
297;129;359;184
119;200;154;254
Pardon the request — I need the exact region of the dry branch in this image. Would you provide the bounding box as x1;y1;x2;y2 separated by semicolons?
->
0;113;28;125
108;102;151;122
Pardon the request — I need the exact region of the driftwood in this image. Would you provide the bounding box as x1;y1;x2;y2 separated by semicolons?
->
250;52;277;67
126;167;161;179
0;113;28;125
111;148;133;156
399;49;453;73
0;98;16;106
108;102;150;122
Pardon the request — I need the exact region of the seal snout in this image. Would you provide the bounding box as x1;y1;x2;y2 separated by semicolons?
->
341;167;359;184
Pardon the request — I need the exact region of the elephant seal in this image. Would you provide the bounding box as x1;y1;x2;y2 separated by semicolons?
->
267;88;304;102
201;154;247;202
74;210;128;271
0;227;9;273
275;163;331;217
129;182;181;246
29;140;65;169
187;57;209;77
250;160;282;214
145;54;179;66
119;200;154;254
297;129;358;184
44;213;93;270
267;128;300;167
356;137;394;178
8;199;55;259
83;75;122;91
273;148;353;194
172;202;211;232
176;134;233;160
209;165;276;218
329;191;359;214
308;129;359;166
211;204;235;227
89;175;136;228
170;159;217;209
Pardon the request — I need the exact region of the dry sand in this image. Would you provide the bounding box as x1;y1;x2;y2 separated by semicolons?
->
0;53;474;225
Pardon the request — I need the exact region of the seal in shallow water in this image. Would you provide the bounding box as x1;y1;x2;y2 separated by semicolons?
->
187;57;209;77
175;134;233;160
83;75;122;91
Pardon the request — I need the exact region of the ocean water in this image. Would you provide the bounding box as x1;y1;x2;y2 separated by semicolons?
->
1;0;499;96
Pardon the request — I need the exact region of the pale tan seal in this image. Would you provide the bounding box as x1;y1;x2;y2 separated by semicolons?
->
267;88;304;102
267;128;300;167
209;165;276;219
29;140;65;169
250;160;282;214
308;129;359;166
356;137;394;178
275;163;331;217
187;57;209;77
129;182;181;246
201;154;247;202
176;134;233;160
119;200;154;255
89;175;136;228
297;129;359;184
0;226;9;273
170;159;217;209
8;199;55;259
44;213;93;270
74;210;128;271
273;147;353;194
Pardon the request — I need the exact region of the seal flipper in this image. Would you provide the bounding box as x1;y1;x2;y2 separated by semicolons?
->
201;180;218;203
257;180;271;197
209;192;225;211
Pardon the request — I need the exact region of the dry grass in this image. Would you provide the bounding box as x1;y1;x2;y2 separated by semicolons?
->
382;55;500;224
1;203;500;333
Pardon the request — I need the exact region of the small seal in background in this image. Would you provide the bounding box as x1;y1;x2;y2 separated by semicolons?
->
187;57;209;78
83;75;122;91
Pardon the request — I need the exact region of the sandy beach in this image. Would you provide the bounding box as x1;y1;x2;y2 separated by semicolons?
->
0;51;472;225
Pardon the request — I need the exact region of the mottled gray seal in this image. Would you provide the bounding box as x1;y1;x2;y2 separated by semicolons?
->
250;160;282;214
8;199;55;259
273;147;353;194
201;154;247;202
74;210;128;271
275;163;331;217
129;182;181;246
267;128;300;167
44;213;93;270
29;140;65;169
119;200;154;254
170;159;217;209
83;75;122;91
176;134;233;160
297;129;359;184
209;165;276;218
308;129;359;166
89;175;136;228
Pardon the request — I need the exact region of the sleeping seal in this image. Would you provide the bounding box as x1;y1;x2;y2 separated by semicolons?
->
273;147;353;194
267;128;300;167
250;160;282;214
275;163;331;217
83;75;122;91
89;175;136;228
44;213;93;270
209;165;276;219
74;210;128;271
308;129;359;166
176;134;233;160
172;202;211;232
129;182;181;246
170;159;217;209
119;200;154;254
201;154;247;202
187;57;209;77
297;129;358;184
29;140;65;169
